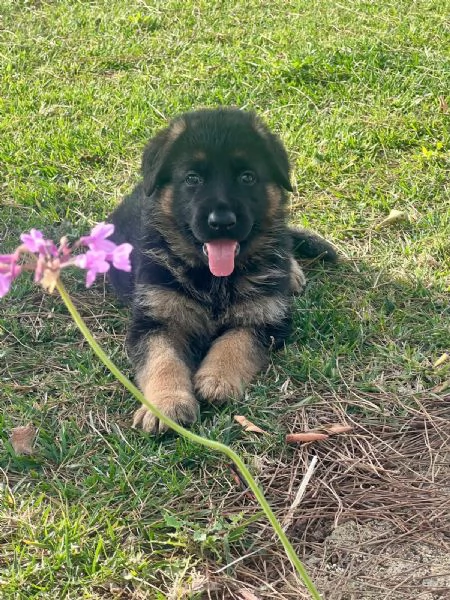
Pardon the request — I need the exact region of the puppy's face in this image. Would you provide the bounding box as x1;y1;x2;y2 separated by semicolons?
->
142;109;292;276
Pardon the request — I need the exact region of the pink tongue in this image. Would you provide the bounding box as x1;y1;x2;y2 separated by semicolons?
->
205;240;237;277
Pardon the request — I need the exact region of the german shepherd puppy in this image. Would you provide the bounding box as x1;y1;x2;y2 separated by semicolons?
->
109;108;336;433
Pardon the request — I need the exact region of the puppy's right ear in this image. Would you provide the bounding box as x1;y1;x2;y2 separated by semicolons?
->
250;113;293;192
141;118;186;196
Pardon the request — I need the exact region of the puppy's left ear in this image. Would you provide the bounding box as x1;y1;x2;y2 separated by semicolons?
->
141;117;186;196
252;115;293;192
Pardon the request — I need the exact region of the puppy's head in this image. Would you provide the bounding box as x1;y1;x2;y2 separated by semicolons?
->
142;108;292;276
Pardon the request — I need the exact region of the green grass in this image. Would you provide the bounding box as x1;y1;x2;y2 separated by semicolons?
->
1;0;449;598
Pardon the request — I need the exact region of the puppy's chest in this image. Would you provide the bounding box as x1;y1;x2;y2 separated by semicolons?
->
136;263;292;341
189;273;291;329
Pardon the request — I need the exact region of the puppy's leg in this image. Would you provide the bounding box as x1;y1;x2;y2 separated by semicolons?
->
289;227;338;262
289;256;306;295
194;328;267;404
132;333;198;434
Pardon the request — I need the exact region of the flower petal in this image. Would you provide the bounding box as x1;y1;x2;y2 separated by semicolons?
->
92;239;116;254
20;229;45;253
85;269;97;288
0;273;12;297
0;253;17;264
90;222;114;240
112;243;133;272
75;249;110;288
74;253;88;269
80;223;115;250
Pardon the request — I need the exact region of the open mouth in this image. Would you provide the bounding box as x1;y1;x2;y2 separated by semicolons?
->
202;240;240;277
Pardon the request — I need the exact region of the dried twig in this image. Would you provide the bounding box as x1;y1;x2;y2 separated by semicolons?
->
282;456;319;531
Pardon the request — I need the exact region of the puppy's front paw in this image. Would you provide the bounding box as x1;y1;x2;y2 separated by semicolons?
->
132;391;199;434
290;257;306;295
194;370;243;404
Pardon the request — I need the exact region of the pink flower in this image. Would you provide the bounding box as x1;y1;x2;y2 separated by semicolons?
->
0;253;22;297
34;253;46;283
79;223;132;276
0;253;17;273
20;229;57;257
0;253;21;276
0;222;133;297
20;229;45;253
75;249;111;287
111;243;132;272
80;223;116;254
0;273;12;297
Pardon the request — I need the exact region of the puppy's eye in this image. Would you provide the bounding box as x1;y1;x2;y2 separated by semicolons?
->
239;170;256;185
185;172;203;186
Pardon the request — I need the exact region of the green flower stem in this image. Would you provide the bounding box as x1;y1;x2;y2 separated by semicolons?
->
56;279;321;600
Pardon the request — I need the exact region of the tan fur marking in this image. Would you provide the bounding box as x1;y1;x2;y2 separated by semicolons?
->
239;268;286;294
266;183;282;218
194;329;265;404
133;335;198;433
289;257;306;294
159;186;174;218
251;114;269;137
193;151;206;160
135;286;214;339
155;188;203;267
167;118;186;142
223;294;290;328
243;215;286;259
236;271;281;298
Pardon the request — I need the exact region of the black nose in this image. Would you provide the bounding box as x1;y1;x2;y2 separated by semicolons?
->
208;210;237;231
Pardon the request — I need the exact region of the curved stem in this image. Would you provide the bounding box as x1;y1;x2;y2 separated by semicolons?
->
56;280;321;599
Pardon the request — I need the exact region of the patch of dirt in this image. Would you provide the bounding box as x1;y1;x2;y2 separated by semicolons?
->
306;519;450;599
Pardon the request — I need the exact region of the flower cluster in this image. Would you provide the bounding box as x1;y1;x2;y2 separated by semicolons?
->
0;223;132;297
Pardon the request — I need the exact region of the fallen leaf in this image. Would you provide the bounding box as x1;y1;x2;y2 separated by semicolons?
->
234;415;267;434
286;423;353;444
375;209;407;230
322;423;353;435
285;432;329;443
438;96;449;113
279;377;291;394
9;425;37;455
434;353;449;368
238;590;262;600
432;380;450;393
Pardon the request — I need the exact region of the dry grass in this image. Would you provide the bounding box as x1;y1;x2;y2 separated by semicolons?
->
184;392;449;599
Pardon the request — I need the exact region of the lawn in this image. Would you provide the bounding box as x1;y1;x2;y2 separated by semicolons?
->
1;1;449;598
